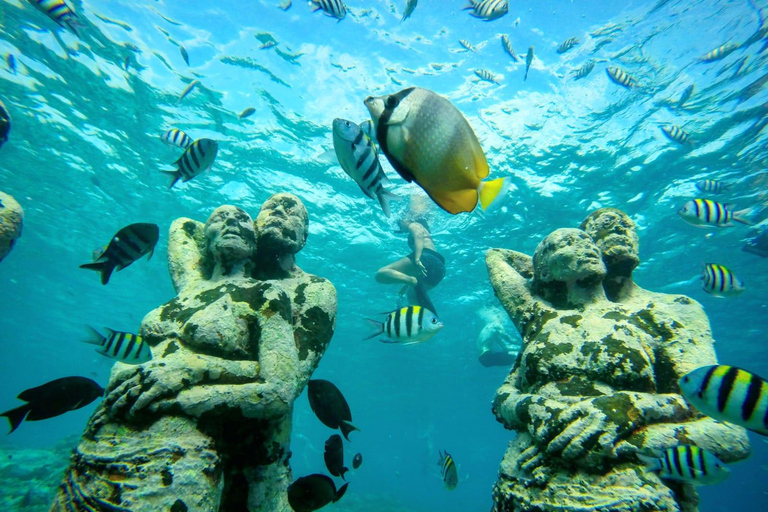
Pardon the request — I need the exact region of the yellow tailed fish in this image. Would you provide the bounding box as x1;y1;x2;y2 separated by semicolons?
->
364;87;508;215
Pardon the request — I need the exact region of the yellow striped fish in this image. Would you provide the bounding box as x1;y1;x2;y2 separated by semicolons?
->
501;35;520;62
459;39;476;52
364;305;443;344
464;0;508;21
475;69;500;84
572;61;595;80
557;37;579;54
27;0;81;36
678;199;755;227
699;43;740;63
84;327;152;364
438;450;458;490
679;365;768;436
637;445;730;485
660;124;692;145
606;66;636;88
701;263;745;297
695;179;729;194
311;0;347;21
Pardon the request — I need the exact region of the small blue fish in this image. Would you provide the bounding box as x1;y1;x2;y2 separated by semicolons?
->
179;45;189;65
6;54;16;75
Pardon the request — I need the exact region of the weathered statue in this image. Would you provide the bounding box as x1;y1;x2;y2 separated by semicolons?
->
0;191;23;263
50;193;337;512
486;210;750;512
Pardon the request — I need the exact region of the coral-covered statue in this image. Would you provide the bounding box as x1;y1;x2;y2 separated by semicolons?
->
486;208;749;512
50;193;337;512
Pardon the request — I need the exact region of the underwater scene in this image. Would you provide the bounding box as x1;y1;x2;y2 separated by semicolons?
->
1;0;768;510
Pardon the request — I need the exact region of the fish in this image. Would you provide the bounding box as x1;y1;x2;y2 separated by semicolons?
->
178;80;199;103
27;0;82;36
79;223;160;285
660;124;692;145
606;66;636;88
162;138;219;188
91;245;108;261
701;263;745;297
123;55;131;71
459;39;476;52
695;179;729;194
179;45;189;65
364;305;443;345
0;99;10;150
678;84;695;107
0;377;104;434
501;35;520;62
699;43;740;62
83;327;152;364
678;199;756;228
557;37;579;54
352;453;362;469
438;450;458;490
524;46;534;81
238;107;256;119
636;445;730;486
287;474;348;512
260;41;277;50
475;69;500;84
464;0;508;21
307;379;359;440
332;118;397;217
401;0;418;22
364;87;510;214
324;434;348;480
743;229;768;257
6;54;16;75
279;0;292;11
359;119;376;143
310;0;347;21
160;128;192;149
679;365;768;436
572;61;595;80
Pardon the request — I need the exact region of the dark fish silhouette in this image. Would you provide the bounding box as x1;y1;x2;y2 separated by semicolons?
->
324;434;348;480
80;223;159;284
287;474;348;512
308;379;359;440
352;452;362;469
1;376;104;434
743;229;768;257
180;45;189;65
0;99;10;150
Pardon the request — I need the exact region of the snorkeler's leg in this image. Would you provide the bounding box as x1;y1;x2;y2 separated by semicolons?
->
375;256;419;286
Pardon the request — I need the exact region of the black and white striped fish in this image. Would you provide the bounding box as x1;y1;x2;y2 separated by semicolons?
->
637;445;730;486
84;327;152;364
364;306;443;345
438;450;458;490
162;138;218;188
80;223;160;285
310;0;346;21
572;61;595;80
160;128;192;150
695;179;729;194
475;69;499;84
679;365;768;436
699;43;740;62
678;199;756;227
27;0;82;36
660;124;692;145
557;37;579;54
459;39;476;52
401;0;418;22
332;118;396;217
359;119;376;144
701;263;745;297
464;0;508;21
606;66;636;88
501;35;520;62
678;84;695;108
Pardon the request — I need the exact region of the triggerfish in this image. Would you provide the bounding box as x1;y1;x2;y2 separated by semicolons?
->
637;445;730;485
364;87;509;214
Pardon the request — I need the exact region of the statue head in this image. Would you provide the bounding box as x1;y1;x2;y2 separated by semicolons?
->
204;205;257;269
579;208;639;277
533;228;606;286
255;193;309;256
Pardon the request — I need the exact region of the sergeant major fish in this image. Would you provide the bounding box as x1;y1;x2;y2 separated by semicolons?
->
501;35;520;62
438;450;458;490
459;39;476;52
80;223;159;285
162;138;219;188
160;128;192;149
401;0;418;22
660;124;692;145
310;0;346;21
84;327;152;364
27;0;82;36
699;43;740;62
464;0;508;21
475;69;499;84
332;118;397;217
364;305;443;345
572;61;595;80
637;445;730;485
701;263;745;297
557;37;579;54
678;199;756;228
524;46;534;81
695;179;729;194
606;66;636;88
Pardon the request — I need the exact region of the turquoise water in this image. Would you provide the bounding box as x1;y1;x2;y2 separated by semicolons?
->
1;0;767;510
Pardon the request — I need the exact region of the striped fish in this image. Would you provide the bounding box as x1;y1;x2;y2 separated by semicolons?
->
80;223;160;285
660;124;692;145
695;179;729;194
359;119;376;144
310;0;346;21
501;35;520;62
699;43;740;62
464;0;508;21
637;445;730;486
238;107;256;119
572;61;595;80
401;0;418;22
701;263;745;297
27;0;81;36
364;306;443;345
84;327;152;364
678;84;695;108
678;199;755;227
679;365;768;436
606;66;636;88
438;450;458;490
524;46;534;81
332;118;396;217
160;128;192;149
459;39;476;52
177;80;199;103
475;69;499;84
557;37;579;54
162;138;219;188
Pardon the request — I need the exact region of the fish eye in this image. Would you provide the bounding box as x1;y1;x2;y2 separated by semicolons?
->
385;95;398;108
682;376;689;382
431;318;438;324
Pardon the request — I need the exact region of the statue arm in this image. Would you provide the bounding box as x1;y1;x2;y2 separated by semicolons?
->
485;249;537;333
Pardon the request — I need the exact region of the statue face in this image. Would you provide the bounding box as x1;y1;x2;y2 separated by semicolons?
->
534;228;606;283
579;208;639;275
255;193;308;254
204;206;257;263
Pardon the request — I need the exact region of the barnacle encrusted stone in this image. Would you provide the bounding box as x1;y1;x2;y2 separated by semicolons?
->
0;191;23;262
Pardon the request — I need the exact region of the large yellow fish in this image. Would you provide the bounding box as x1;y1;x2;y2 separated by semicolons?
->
364;87;507;214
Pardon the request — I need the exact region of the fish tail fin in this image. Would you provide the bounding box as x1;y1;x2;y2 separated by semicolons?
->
161;170;181;189
340;421;359;441
79;261;115;285
478;177;511;210
83;326;105;346
1;404;31;434
334;483;349;502
734;206;761;226
340;466;349;481
362;318;383;340
377;188;399;218
636;452;661;472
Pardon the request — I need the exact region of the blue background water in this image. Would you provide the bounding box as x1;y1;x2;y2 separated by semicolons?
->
1;0;767;510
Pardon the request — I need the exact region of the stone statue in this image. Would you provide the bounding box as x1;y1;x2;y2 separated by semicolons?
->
486;211;750;512
50;194;337;512
0;191;23;263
